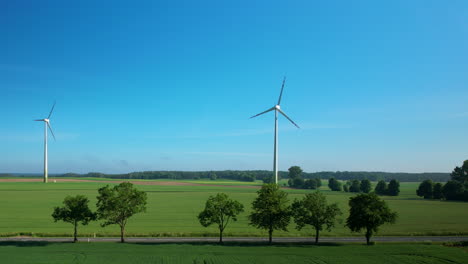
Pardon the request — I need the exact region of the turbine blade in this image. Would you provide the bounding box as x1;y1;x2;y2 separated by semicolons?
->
47;122;56;141
277;76;286;105
34;119;44;121
250;107;275;119
277;108;300;128
47;101;56;119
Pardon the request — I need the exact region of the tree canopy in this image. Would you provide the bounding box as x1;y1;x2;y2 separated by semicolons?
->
96;182;147;242
360;179;372;193
249;184;291;243
387;179;400;196
198;193;244;243
374;180;387;195
346;193;397;245
52;195;96;242
416;180;434;199
328;178;342;191
291;192;342;243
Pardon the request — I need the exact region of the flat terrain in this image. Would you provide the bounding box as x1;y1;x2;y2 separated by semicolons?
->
0;242;467;264
0;179;467;238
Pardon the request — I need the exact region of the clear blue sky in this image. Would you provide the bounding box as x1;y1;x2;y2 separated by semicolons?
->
1;0;467;174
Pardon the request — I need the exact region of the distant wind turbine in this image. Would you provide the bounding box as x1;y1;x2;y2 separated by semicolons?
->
250;77;300;184
34;102;56;183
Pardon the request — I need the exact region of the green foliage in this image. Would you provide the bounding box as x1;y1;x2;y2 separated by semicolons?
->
291;192;342;243
433;183;444;199
387;179;400;196
443;180;464;200
374;180;387;195
328;178;342;191
96;182;147;242
52;195;96;242
249;184;291;243
209;172;217;181
360;179;372;193
349;180;361;193
288;166;303;179
198;193;244;243
450;160;468;187
417;180;434;199
346;193;397;245
444;160;468;201
302;178;320;189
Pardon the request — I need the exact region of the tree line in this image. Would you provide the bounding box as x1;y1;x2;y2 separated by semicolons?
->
53;182;397;245
15;170;448;183
416;160;468;202
198;184;397;245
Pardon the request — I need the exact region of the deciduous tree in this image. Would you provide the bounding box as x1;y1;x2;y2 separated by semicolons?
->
249;184;291;243
96;182;147;242
374;180;387;195
387;179;400;196
52;195;96;242
346;193;397;245
291;192;342;243
360;179;372;193
416;180;434;199
328;178;342;191
198;193;244;243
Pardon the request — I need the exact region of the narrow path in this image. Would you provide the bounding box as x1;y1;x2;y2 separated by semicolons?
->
1;236;466;243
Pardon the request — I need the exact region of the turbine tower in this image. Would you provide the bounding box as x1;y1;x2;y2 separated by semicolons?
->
34;102;56;183
250;77;300;184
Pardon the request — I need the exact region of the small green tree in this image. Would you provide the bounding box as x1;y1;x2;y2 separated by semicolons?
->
288;166;304;188
198;193;244;243
442;180;464;200
433;183;444;199
416;180;434;199
387;179;400;196
346;193;397;245
288;166;303;179
52;195;96;242
374;180;387;195
96;182;147;242
291;192;342;243
249;184;291;243
328;178;342;191
360;179;372;193
349;180;361;193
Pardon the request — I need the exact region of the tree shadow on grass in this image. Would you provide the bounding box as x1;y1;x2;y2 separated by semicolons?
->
132;241;344;248
0;241;74;247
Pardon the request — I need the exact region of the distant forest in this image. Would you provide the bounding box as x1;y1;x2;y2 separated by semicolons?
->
1;170;450;182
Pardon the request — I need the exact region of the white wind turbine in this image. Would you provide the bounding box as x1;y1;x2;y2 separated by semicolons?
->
250;77;300;184
34;102;56;183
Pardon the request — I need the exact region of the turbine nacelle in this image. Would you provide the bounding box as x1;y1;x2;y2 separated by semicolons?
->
275;105;281;110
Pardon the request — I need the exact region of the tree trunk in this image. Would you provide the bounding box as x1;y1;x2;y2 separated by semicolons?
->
315;229;319;244
268;228;273;244
365;229;371;245
219;228;223;244
73;221;78;243
120;225;125;243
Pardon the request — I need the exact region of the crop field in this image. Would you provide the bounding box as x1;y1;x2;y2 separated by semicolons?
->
0;179;467;238
0;242;466;264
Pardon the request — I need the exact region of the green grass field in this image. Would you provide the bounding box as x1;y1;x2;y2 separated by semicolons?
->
0;242;466;264
0;180;467;238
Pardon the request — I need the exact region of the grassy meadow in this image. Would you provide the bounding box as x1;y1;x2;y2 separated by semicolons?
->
0;179;467;238
0;242;466;264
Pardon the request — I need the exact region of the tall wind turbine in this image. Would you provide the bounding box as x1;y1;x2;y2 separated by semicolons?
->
250;77;300;184
34;102;56;183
